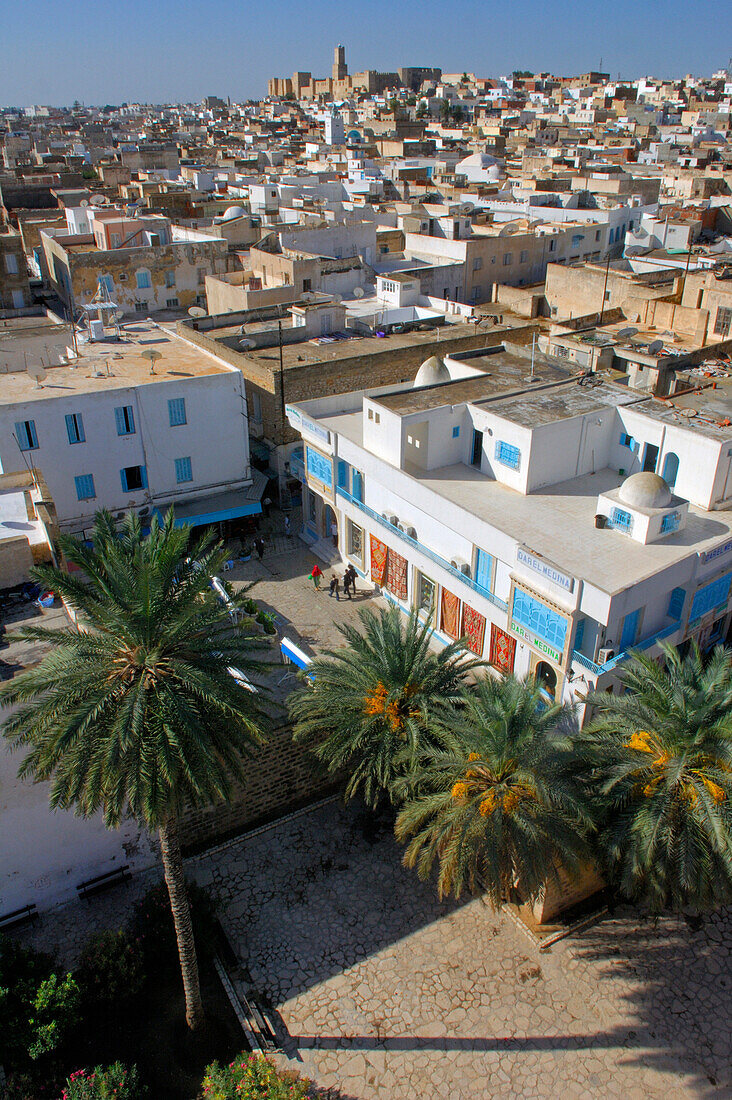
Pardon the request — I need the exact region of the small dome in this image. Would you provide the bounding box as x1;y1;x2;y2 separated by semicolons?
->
618;471;672;510
221;205;246;221
414;354;451;387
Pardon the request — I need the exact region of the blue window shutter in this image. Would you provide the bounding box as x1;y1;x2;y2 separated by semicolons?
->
620;608;641;649
475;548;493;592
15;420;38;450
115;407;126;435
140;465;147;490
120;468;129;492
452;426;460;438
65;414;75;443
352;469;363;502
175;457;192;483
75;474;95;500
337;460;349;490
65;413;85;444
76;414;85;442
668;587;685;620
574;618;586;651
168;398;186;426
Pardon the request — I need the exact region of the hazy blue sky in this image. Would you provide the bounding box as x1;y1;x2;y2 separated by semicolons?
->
1;0;728;106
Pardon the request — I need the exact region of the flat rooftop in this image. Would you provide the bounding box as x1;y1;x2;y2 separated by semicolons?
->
0;319;232;404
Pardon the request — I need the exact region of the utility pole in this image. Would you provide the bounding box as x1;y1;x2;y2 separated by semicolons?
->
277;319;286;444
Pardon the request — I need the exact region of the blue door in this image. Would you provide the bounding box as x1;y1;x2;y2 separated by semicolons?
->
620;608;641;650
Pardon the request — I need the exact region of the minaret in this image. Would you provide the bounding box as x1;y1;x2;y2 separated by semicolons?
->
333;44;347;82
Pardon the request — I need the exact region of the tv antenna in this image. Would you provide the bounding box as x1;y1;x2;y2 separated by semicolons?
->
141;349;163;374
27;363;48;388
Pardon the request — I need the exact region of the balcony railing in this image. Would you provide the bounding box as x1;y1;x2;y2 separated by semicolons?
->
572;621;681;677
336;487;509;612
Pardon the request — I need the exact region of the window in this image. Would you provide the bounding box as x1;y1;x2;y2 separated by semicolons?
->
165;270;176;288
519;249;528;263
97;274;113;295
120;465;147;492
452;425;460;438
714;307;732;338
661;511;681;534
689;572;732;622
110;234;121;248
337;459;350;492
495;440;521;470
595;230;601;241
610;507;633;532
166;298;179;308
574;617;586;652
512;588;568;652
474;547;493;593
134;302;147;313
136;270;152;289
197;267;207;284
5;253;19;275
668;587;685;620
168;398;187;427
175;456;192;483
307;490;316;523
65;412;85;444
502;252;512;266
302;278;312;292
548;239;556;252
619;432;635;449
416;572;436;618
115;406;135;435
347;520;363;562
620;608;641;649
367;409;373;420
351;468;364;502
14;419;38;451
75;474;95;501
472;257;482;271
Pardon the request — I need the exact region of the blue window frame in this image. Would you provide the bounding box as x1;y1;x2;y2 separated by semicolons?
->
115;405;135;436
512;588;568;652
306;446;332;488
168;398;187;427
75;474;95;501
620;608;641;649
120;465;147;492
97;275;113;295
689;573;732;622
574;617;586;651
668;587;685;620
65;412;85;444
610;507;633;533
352;468;364;502
337;460;350;491
475;547;493;593
661;512;681;534
495;440;521;470
175;456;192;483
619;432;635;449
452;426;460;438
14;419;38;451
136;270;152;289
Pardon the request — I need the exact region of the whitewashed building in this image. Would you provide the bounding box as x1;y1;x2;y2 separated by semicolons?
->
286;346;732;713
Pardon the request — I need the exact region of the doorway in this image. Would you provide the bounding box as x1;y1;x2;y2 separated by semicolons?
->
642;443;659;473
323;503;338;545
535;661;557;704
471;429;484;467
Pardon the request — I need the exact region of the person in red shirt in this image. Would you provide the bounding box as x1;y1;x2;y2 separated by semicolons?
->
310;563;323;589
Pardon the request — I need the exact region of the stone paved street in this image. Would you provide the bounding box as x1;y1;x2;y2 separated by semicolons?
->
190;799;732;1100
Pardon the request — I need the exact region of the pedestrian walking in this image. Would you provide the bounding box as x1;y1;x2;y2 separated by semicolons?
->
343;569;351;599
284;514;291;536
310;563;323;589
346;564;358;596
331;520;338;547
329;574;340;600
255;537;265;560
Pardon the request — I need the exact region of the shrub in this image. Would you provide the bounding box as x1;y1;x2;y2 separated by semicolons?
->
75;930;143;1007
201;1054;311;1099
0;935;78;1068
129;881;218;973
60;1063;143;1099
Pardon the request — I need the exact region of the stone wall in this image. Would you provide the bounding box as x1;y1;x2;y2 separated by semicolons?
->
178;721;338;853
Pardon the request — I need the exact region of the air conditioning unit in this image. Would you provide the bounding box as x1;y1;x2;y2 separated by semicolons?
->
450;558;471;577
382;513;399;526
405;526;417;540
597;646;615;663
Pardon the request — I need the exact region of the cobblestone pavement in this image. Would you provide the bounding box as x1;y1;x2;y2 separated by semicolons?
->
189;800;732;1100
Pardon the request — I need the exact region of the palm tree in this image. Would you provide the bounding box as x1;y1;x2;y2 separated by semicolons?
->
289;604;483;808
582;643;732;913
0;510;269;1030
395;674;592;907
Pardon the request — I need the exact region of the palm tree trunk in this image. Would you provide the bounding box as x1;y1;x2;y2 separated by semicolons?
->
159;818;205;1031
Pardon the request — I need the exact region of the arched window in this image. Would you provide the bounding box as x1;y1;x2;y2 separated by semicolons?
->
661;452;679;488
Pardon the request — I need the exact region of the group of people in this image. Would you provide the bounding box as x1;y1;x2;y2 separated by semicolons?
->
309;563;359;600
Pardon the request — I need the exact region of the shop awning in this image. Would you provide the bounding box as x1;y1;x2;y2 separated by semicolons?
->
157;471;268;529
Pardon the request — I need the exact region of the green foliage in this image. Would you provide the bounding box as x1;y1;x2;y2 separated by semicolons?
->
201;1053;311;1099
0;934;77;1069
130;880;219;972
61;1063;143;1099
395;675;592;906
75;930;143;1007
0;508;269;831
582;643;732;912
289;604;484;807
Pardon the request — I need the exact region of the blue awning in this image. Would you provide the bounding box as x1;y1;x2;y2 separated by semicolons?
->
156;478;266;529
280;636;313;670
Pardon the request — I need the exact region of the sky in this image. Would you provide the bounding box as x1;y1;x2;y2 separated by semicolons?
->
0;0;729;107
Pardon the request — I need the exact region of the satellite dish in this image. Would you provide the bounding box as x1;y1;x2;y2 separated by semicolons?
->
112;309;124;323
27;363;48;387
141;349;163;373
353;286;365;298
80;199;89;208
238;338;256;350
90;193;107;205
188;306;206;318
648;339;664;355
680;408;698;418
616;326;638;339
332;293;342;303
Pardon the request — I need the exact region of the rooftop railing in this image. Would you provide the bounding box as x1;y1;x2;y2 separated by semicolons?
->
572;621;681;677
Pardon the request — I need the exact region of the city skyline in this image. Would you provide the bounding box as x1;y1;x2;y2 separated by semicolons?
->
0;0;729;107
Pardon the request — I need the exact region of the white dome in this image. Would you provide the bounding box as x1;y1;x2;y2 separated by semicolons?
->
414;355;451;387
458;151;500;168
221;205;246;221
618;471;672;510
